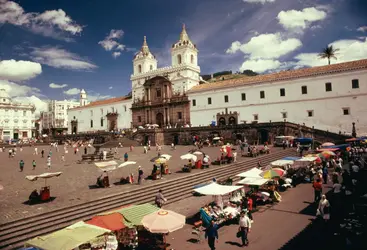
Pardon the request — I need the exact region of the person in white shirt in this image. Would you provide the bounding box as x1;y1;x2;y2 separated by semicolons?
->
233;151;237;162
351;164;359;173
333;181;342;194
238;211;252;246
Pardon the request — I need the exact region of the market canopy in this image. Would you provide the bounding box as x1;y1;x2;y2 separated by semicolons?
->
270;160;294;167
95;161;136;171
193;182;242;196
25;172;62;181
86;212;126;231
237;177;269;186
236;168;262;178
281;157;301;161
25;221;110;250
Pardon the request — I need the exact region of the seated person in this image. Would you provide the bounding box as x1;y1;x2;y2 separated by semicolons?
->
187;160;193;168
29;189;40;203
203;156;209;168
97;171;109;187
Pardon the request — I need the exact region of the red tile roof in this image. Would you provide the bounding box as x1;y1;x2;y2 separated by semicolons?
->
190;59;367;93
69;96;131;110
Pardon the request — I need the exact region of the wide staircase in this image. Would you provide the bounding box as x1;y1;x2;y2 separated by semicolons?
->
101;136;140;148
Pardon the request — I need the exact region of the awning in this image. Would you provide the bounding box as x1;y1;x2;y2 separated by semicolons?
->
236;168;262;178
25;221;110;250
193;182;243;196
86;212;126;231
237;177;269;186
281;157;301;161
270;160;294;167
102;203;160;228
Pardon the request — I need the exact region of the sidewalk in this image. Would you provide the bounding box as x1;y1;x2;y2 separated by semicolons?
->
165;183;316;250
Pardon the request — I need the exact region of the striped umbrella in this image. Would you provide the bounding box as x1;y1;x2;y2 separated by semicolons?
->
320;151;335;158
272;168;285;177
261;169;280;179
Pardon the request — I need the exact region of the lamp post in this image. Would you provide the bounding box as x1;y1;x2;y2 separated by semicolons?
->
352;122;356;138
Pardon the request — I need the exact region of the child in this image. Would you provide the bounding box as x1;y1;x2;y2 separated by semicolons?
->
32;160;36;170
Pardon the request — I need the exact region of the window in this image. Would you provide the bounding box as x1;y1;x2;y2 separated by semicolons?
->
208;97;212;105
192;99;196;106
138;116;142;122
177;54;182;64
156;88;161;98
307;110;314;117
100;118;104;127
260;91;265;99
23;111;26;116
73;116;76;119
301;86;308;94
111;107;115;113
2;99;5;102
253;114;258;121
124;105;127;112
224;95;229;103
241;93;246;101
282;112;287;119
325;82;332;92
280;88;285;97
191;54;194;64
150;65;153;70
177;112;182;120
342;108;350;115
138;65;142;73
352;79;359;89
90;120;93;128
90;110;93;116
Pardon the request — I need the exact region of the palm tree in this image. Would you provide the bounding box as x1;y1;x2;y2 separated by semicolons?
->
318;45;339;65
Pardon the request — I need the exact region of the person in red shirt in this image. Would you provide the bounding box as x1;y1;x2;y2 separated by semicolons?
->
312;179;323;203
247;196;254;222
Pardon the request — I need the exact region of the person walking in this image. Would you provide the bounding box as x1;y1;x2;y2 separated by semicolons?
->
124;152;128;162
205;220;218;250
312;179;323;203
19;160;25;172
41;149;44;158
238;211;252;246
34;147;38;155
155;189;167;208
138;166;144;185
322;166;328;184
32;160;36;170
318;195;331;223
47;156;51;169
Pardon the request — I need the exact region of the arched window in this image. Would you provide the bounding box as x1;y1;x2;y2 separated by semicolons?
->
150;65;153;70
138;65;142;73
191;54;194;64
177;54;182;64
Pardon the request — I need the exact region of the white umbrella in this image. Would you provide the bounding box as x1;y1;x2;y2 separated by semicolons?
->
180;153;197;162
213;137;220;140
117;161;137;169
26;172;63;186
138;126;144;129
142;209;186;233
160;154;172;160
152;124;159;127
193;151;203;155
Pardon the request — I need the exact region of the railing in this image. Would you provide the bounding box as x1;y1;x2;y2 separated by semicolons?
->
132;96;189;108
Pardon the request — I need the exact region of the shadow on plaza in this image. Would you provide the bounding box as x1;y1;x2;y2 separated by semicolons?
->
22;197;56;205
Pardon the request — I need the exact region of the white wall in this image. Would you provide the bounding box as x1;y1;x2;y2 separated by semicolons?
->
189;70;367;134
67;99;133;133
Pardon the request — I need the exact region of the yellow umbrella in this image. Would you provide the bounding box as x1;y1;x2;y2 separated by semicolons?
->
155;158;167;164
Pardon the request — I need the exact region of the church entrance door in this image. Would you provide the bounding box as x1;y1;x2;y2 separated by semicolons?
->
156;113;164;127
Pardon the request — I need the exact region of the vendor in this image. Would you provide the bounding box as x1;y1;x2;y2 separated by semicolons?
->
97;171;109;188
29;189;40;203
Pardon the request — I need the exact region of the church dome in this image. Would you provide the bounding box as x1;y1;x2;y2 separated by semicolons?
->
134;36;156;60
172;24;197;50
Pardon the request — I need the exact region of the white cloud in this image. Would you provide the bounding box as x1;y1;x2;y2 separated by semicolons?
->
357;26;367;32
108;86;113;89
0;79;47;115
112;52;121;58
99;29;125;53
88;94;113;102
277;7;327;31
0;0;82;40
0;59;42;81
49;83;68;88
30;47;97;71
294;38;367;67
240;59;281;73
226;33;302;59
63;88;80;95
243;0;275;4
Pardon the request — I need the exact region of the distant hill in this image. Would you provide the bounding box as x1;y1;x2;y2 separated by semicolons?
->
201;69;258;82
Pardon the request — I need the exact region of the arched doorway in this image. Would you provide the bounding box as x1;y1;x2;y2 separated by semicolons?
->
173;134;179;145
144;135;150;145
218;117;226;126
156;113;164;127
229;116;236;125
259;129;269;144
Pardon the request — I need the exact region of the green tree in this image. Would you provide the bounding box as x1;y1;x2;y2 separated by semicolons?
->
318;45;339;65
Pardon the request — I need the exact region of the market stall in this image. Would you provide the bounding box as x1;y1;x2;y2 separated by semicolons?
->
270;159;294;168
237;177;269;186
236;168;263;178
181;153;197;172
25;172;62;202
95;161;137;186
24;221;110;250
193;183;244;226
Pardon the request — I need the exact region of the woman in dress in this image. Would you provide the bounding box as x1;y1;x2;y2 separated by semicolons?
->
318;195;331;222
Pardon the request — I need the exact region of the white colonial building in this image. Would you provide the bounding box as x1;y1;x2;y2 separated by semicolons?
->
0;89;36;141
67;90;132;133
188;59;367;135
41;99;80;132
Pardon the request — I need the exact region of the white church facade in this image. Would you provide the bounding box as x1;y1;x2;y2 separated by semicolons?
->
188;59;367;135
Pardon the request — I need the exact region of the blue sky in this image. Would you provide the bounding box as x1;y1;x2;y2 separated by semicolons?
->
0;0;366;113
